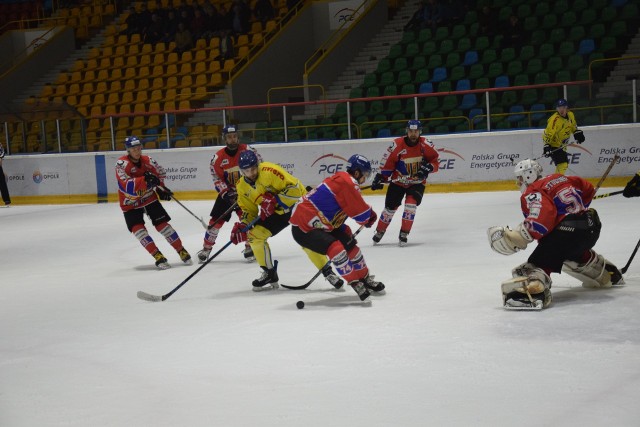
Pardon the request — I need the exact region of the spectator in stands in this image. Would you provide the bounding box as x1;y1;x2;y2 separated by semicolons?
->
440;0;467;26
191;7;208;41
137;3;152;37
144;13;165;44
253;0;275;29
286;0;303;12
162;9;180;43
478;5;496;37
229;0;251;35
502;14;523;49
174;22;194;53
216;29;235;66
123;6;142;39
404;2;426;32
422;0;443;33
202;5;222;40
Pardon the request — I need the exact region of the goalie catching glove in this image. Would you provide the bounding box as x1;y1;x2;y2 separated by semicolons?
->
487;223;533;255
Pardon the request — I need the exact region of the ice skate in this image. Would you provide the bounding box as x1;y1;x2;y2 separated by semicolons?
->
398;231;408;247
178;248;192;265
252;264;279;291
197;247;211;263
349;280;371;303
322;264;344;290
243;244;256;262
372;230;384;244
605;262;625;286
153;251;170;270
363;274;386;294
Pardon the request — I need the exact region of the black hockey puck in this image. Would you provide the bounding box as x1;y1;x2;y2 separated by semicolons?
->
296;301;305;309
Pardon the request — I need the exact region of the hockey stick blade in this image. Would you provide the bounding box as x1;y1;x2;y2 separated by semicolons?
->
137;291;164;302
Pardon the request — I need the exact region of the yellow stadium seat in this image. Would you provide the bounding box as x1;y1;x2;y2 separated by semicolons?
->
128;44;140;56
137;77;150;91
151;77;164;90
96;69;110;82
194;61;206;75
178;100;191;110
109;80;122;93
135;91;149;104
150;65;164;78
123;79;136;93
112;56;125;69
194;49;207;63
179;63;192;75
193;86;208;100
180;51;193;63
209;72;222;87
149;90;163;103
139;54;151;68
166;52;179;65
165;63;178;76
110;68;123;81
165;76;178;89
121;92;134;105
89;105;102;117
179;75;193;89
132;116;146;129
141;43;153;55
178;87;192;100
95;81;108;95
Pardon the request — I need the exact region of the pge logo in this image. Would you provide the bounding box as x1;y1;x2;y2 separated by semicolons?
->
311;153;349;175
436;147;465;170
33;170;43;184
335;8;356;23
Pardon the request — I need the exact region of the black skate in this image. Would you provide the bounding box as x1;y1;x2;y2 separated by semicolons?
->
322;264;344;289
398;231;408;247
372;230;385;244
252;261;279;292
349;280;371;302
363;274;386;294
605;262;625;286
243;245;256;262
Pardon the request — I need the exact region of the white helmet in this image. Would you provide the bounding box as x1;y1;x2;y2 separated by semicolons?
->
514;159;543;192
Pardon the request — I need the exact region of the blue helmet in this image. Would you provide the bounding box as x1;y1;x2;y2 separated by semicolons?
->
239;150;259;170
556;98;568;107
346;154;372;178
407;120;422;132
124;136;141;149
222;125;238;136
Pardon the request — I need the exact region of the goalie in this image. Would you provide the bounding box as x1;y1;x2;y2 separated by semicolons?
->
487;159;624;310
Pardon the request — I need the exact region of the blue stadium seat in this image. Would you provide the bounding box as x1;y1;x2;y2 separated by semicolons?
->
578;39;595;56
494;75;510;88
429;67;447;83
459;94;477;110
461;50;479;66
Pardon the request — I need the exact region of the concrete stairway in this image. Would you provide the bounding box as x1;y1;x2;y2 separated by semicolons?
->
595;29;640;99
302;0;422;119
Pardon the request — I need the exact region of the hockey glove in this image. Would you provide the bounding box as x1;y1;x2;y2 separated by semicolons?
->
573;129;585;144
363;210;377;228
487;223;533;256
220;189;237;204
416;160;434;179
371;173;385;191
259;192;277;220
542;144;553;158
623;173;640;198
230;222;248;245
144;171;161;189
156;186;173;201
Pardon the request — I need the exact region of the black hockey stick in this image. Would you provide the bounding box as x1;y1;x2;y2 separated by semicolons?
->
137;218;259;302
159;186;208;229
281;225;365;290
593;190;624;200
621;237;640;274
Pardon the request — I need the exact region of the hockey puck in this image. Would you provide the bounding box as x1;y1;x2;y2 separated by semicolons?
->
296;300;305;309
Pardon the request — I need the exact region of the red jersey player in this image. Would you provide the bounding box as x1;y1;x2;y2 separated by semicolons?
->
115;136;192;269
289;154;383;303
370;119;439;246
197;125;260;263
488;159;624;310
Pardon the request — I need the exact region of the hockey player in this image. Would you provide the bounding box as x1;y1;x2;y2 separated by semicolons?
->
487;159;624;310
115;136;192;269
289;154;384;302
542;98;585;174
197;125;259;263
623;171;640;198
370;119;439;246
231;150;339;291
0;141;11;206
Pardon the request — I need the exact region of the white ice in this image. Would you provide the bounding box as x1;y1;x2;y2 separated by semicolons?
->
2;190;639;427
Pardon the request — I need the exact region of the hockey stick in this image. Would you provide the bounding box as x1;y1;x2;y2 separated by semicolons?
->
281;225;366;290
159;186;208;229
621;237;640;274
594;154;620;193
593;190;624;200
137;217;259;302
206;200;239;230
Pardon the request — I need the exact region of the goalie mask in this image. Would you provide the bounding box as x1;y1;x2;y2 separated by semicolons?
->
514;159;543;192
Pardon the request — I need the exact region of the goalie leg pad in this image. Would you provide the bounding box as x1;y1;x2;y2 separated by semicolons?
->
502;263;552;309
562;250;611;288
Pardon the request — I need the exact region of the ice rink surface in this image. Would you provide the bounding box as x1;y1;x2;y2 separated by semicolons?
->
2;189;639;426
